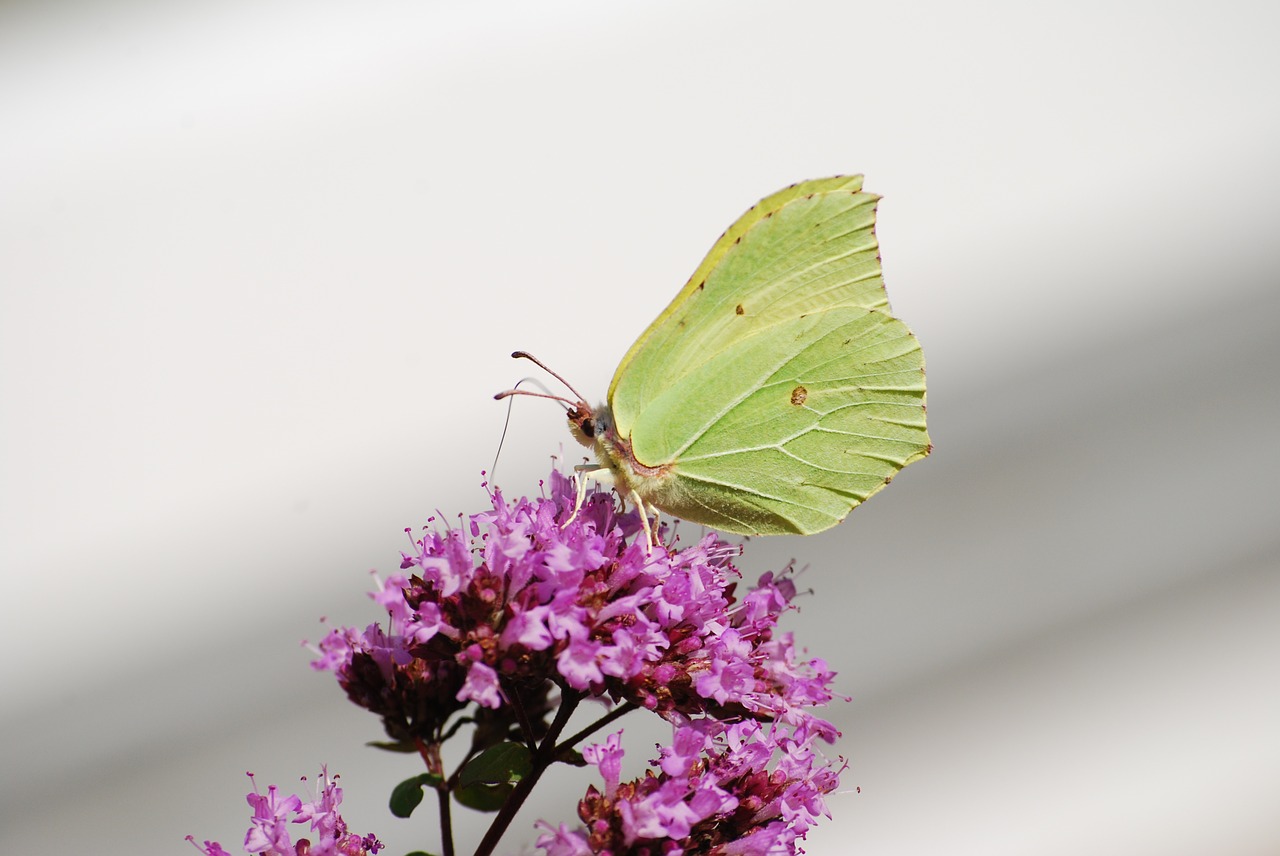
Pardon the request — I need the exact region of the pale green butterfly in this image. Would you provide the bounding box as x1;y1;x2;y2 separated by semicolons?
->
504;175;930;544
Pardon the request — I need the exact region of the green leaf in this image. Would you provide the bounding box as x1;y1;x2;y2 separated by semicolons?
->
389;773;443;819
453;781;513;813
403;851;438;856
555;746;587;767
458;741;532;787
366;739;419;754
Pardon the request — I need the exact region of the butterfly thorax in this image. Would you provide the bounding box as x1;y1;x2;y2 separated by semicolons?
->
566;402;674;501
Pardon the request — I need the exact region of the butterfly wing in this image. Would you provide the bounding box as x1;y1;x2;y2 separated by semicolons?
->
607;175;930;534
609;176;887;433
626;305;928;534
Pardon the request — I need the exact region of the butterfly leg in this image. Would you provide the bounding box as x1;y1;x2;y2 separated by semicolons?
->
565;466;656;551
627;486;657;552
563;463;608;529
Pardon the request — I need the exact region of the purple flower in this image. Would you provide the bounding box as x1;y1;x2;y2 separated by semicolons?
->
184;840;233;856
329;473;829;719
304;468;845;854
563;718;840;855
457;659;503;708
534;821;594;856
581;731;625;800
244;781;302;853
190;769;381;856
557;629;606;691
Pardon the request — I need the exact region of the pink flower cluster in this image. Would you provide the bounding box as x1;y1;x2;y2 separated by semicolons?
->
299;468;843;853
310;470;838;739
540;717;841;855
187;769;382;856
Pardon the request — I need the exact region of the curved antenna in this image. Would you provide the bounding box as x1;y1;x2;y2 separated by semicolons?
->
492;387;579;409
492;354;593;483
491;377;569;481
490;381;521;483
510;351;590;405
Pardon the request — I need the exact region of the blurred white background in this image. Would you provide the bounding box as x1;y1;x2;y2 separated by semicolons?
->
2;1;1277;853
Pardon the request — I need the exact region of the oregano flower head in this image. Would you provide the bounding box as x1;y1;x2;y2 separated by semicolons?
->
199;469;843;855
186;769;382;856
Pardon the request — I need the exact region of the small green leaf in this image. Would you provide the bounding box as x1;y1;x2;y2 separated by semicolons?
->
389;773;443;819
366;739;419;754
555;746;587;767
458;741;532;787
403;851;438;856
453;781;513;813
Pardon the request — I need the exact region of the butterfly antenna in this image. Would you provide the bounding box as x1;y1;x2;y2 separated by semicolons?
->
492;387;578;408
491;377;571;481
490;383;519;483
510;351;590;405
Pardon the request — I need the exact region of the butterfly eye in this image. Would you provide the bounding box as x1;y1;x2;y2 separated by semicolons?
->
567;407;596;439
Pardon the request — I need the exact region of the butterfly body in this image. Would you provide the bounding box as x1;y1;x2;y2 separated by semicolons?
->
559;175;930;538
568;401;677;514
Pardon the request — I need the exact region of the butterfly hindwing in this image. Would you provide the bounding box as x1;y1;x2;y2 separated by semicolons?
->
628;306;928;534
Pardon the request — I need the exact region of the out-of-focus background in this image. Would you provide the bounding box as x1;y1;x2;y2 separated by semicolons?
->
2;1;1277;853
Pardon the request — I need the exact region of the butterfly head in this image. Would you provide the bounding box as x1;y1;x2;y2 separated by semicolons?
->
567;402;612;449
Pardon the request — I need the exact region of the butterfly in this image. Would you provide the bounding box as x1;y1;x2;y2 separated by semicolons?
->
503;176;930;544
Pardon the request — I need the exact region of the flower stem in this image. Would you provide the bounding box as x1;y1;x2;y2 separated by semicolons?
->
473;689;582;856
503;677;539;752
555;701;639;754
437;783;455;856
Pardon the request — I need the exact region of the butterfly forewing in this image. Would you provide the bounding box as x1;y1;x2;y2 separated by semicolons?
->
608;176;890;440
